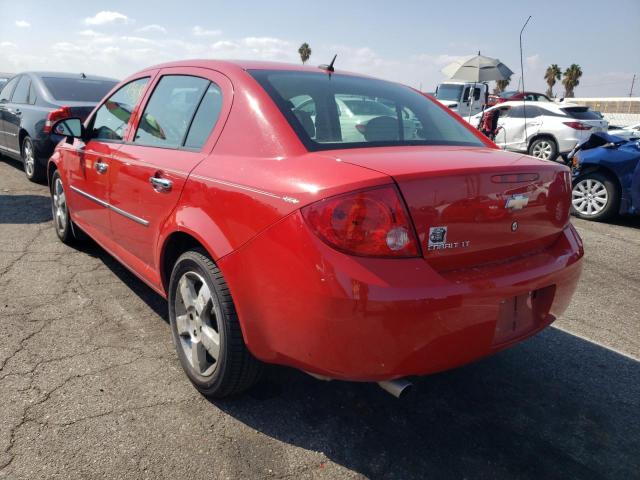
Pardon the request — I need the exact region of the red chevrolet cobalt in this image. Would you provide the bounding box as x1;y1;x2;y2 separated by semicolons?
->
47;60;583;398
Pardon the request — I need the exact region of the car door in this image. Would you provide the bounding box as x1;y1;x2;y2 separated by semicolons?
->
498;105;532;151
65;77;151;239
108;68;231;274
3;75;31;154
0;76;20;155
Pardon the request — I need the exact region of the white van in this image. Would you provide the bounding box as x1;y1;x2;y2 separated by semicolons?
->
434;81;489;117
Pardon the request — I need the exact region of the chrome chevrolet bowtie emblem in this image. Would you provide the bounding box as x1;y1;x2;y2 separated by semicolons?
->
505;194;529;211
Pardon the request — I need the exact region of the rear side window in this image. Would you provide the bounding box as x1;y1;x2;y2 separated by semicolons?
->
91;77;149;141
184;83;223;149
561;107;601;120
134;75;209;148
250;70;484;150
0;76;19;102
12;76;30;104
42;77;117;102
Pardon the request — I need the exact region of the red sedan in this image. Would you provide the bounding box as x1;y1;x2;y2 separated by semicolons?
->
47;60;583;398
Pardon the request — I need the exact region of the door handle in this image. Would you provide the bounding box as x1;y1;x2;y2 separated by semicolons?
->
149;176;172;192
95;160;108;174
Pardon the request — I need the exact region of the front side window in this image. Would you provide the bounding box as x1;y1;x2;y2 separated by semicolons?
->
12;76;30;104
251;70;484;150
134;75;210;148
91;77;149;141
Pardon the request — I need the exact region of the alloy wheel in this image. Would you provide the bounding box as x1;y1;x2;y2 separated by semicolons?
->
531;140;553;159
52;177;68;234
174;271;221;377
572;178;608;216
24;141;35;177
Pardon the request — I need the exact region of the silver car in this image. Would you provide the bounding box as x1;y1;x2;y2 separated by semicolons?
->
471;101;609;160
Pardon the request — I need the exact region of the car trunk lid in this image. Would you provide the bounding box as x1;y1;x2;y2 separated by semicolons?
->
329;146;571;271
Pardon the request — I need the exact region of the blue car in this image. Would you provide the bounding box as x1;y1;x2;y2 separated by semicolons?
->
570;132;640;221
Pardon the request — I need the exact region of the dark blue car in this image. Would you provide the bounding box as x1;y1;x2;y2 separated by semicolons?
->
570;132;640;221
0;72;117;182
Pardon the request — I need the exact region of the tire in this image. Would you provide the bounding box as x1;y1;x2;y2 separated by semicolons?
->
571;171;620;221
168;249;262;398
528;137;558;161
22;136;45;183
50;170;84;244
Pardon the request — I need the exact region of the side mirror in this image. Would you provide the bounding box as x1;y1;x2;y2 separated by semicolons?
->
52;118;85;144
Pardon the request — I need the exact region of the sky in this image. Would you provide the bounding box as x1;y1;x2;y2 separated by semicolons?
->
1;0;639;97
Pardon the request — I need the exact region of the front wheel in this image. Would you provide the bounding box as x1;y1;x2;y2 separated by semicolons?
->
168;249;262;398
528;137;558;161
571;172;620;221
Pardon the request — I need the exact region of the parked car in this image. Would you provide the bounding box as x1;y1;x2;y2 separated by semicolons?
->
607;123;640;141
487;90;553;107
47;60;583;398
569;132;640;220
0;72;117;182
471;101;609;160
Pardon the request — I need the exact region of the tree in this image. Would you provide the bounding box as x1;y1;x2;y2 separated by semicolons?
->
544;64;562;98
298;43;312;65
562;64;583;98
494;78;510;94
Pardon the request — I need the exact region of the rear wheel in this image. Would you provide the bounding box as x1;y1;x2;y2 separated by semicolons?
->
22;136;45;183
571;172;620;221
528;137;558;161
168;249;262;398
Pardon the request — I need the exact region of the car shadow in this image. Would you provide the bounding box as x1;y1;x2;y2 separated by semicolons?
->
608;215;640;229
211;329;639;479
0;194;52;224
72;239;169;323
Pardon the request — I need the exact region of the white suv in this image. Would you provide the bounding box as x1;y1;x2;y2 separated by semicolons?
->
471;101;608;160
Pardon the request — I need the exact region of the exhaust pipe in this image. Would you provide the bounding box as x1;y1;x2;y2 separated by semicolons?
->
377;378;413;398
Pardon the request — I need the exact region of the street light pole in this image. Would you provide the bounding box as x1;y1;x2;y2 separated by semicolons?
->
520;15;532;145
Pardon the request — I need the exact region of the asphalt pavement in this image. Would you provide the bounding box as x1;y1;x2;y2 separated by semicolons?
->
0;157;638;480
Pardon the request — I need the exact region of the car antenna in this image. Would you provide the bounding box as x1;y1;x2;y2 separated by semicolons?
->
319;54;337;73
80;72;87;79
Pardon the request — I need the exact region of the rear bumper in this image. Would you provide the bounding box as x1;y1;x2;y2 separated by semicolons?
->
220;212;584;381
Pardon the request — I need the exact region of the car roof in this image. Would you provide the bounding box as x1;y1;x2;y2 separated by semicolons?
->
494;100;572;111
136;59;372;79
18;71;118;82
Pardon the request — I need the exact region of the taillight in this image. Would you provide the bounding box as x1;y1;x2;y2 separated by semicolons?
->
44;106;72;133
301;185;419;258
563;121;592;131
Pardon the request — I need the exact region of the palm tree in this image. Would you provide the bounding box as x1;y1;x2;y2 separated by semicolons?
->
544;64;562;98
494;78;510;94
298;43;312;65
562;64;583;98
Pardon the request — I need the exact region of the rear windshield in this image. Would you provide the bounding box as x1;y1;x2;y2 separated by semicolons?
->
250;70;484;151
42;77;117;102
561;106;602;120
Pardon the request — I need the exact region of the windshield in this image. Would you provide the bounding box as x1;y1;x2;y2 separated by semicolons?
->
250;70;484;151
435;84;464;102
42;77;117;102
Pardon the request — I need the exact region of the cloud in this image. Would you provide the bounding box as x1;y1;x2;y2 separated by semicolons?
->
526;54;541;69
192;26;222;37
78;29;103;37
15;20;30;28
137;24;167;34
85;11;130;26
0;41;17;48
